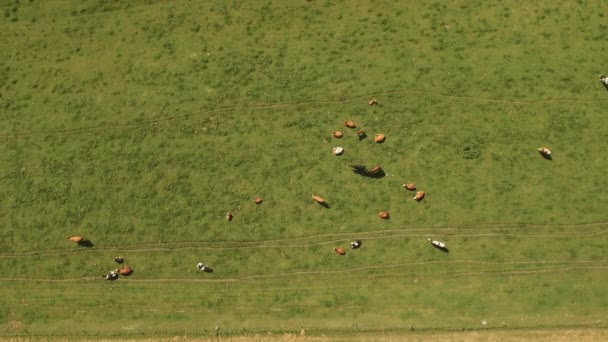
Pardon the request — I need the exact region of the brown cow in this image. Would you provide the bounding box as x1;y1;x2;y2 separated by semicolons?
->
344;120;356;129
333;131;343;138
368;98;378;106
414;191;425;201
67;236;86;243
403;183;416;191
226;212;233;221
379;211;390;219
334;247;346;255
116;265;133;276
368;165;382;174
255;197;263;204
312;195;325;204
374;134;385;143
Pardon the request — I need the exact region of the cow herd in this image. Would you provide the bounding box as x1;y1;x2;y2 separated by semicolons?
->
67;76;608;279
319;99;439;255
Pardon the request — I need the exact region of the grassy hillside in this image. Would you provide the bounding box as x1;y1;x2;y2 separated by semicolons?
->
1;0;608;338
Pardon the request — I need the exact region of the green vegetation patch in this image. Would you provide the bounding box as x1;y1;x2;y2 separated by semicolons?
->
1;0;608;338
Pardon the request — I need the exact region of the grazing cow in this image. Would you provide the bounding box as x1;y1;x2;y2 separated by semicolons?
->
368;98;378;106
333;131;343;138
255;197;263;204
600;75;608;87
226;212;233;221
115;256;124;264
197;263;213;273
379;211;390;219
312;195;325;204
344;120;356;128
403;183;416;191
537;147;551;156
374;134;385;143
67;236;86;243
414;191;425;201
116;265;133;276
334;247;346;255
104;271;118;281
350;240;362;249
333;146;344;156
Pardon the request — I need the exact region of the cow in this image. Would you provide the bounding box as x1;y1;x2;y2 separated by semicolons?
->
403;183;416;191
368;165;382;174
368;98;378;106
226;212;233;221
333;131;343;138
255;197;263;204
115;256;124;264
374;134;385;143
427;238;449;253
197;263;213;273
379;211;390;219
312;195;325;204
104;271;118;281
427;238;446;248
537;147;551;156
67;236;86;243
414;191;425;201
356;130;367;140
334;247;346;255
333;146;344;156
344;120;356;128
600;74;608;89
116;265;133;276
350;240;362;249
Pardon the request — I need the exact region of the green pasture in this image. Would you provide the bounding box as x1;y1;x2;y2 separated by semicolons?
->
1;0;608;338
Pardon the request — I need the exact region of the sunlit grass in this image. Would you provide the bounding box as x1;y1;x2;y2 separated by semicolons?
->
1;0;608;338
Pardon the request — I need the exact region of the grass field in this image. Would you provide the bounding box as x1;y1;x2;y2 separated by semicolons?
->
1;0;608;339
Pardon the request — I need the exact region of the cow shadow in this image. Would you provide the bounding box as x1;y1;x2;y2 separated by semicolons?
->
318;202;331;209
539;153;553;161
366;170;386;179
78;240;94;248
350;165;386;179
432;244;449;253
602;82;608;91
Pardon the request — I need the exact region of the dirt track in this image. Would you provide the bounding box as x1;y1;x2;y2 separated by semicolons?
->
2;328;607;341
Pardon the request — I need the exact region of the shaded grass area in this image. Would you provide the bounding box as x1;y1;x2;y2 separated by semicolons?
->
1;0;608;338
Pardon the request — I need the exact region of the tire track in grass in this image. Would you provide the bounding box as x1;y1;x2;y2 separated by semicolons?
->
1;90;606;138
1;225;607;258
1;261;605;283
9;220;601;257
3;221;608;253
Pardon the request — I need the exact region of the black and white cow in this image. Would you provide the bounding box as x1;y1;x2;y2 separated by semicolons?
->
197;262;213;273
600;75;608;89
